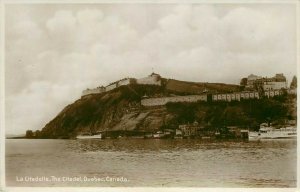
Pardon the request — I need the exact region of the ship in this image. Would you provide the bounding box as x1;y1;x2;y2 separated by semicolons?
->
248;123;297;140
76;132;102;139
153;131;166;139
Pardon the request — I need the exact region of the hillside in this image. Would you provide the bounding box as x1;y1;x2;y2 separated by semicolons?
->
164;79;240;94
30;84;296;139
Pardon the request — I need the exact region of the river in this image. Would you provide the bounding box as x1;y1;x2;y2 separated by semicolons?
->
5;139;297;187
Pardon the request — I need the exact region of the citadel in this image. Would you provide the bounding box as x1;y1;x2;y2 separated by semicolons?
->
82;72;296;107
82;72;162;96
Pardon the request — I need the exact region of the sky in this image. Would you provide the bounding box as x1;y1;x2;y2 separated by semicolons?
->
5;3;297;135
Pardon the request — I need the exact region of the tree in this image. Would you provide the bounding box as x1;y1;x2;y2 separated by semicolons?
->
240;78;248;86
35;130;41;138
290;76;297;89
25;130;34;138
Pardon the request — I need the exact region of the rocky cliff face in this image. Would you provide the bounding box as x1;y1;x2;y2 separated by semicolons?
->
38;85;172;138
35;83;296;139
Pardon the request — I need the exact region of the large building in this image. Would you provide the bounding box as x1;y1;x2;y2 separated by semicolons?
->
136;73;161;86
243;73;287;91
263;81;287;91
178;121;200;138
246;74;262;89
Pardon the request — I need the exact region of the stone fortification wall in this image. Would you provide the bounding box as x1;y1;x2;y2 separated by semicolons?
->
106;83;117;91
212;91;259;102
264;90;281;98
118;78;136;87
141;95;207;106
82;74;161;97
82;87;105;97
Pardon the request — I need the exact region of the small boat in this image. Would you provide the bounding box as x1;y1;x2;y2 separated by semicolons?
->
153;131;165;139
76;132;102;139
215;130;220;136
131;135;144;139
174;135;183;139
248;123;297;140
144;133;153;139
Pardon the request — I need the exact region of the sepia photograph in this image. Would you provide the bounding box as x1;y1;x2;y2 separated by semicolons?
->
1;0;298;190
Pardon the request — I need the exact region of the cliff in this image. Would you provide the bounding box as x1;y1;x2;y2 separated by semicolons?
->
34;84;296;139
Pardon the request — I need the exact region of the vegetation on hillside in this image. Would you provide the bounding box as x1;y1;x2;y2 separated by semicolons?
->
26;83;296;139
165;94;295;131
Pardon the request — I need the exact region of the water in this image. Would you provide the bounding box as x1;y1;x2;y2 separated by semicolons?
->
5;139;297;187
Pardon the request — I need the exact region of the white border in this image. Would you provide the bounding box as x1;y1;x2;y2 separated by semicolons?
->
1;0;300;4
0;0;5;191
296;0;299;190
0;0;299;192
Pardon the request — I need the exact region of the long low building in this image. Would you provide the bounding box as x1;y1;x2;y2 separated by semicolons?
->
212;91;259;102
264;90;282;98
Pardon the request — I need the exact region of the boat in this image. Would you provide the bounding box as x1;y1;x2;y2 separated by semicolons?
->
248;123;297;140
153;131;165;139
144;133;153;139
76;132;102;139
174;129;183;139
131;135;145;139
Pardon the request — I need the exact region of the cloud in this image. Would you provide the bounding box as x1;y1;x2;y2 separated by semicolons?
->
5;4;296;134
46;10;77;33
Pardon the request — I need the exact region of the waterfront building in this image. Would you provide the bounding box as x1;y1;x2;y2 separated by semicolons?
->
178;121;200;138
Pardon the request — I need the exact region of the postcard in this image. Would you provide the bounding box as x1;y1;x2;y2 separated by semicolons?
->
1;1;298;191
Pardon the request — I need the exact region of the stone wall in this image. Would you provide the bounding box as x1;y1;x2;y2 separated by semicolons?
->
82;87;106;97
212;91;259;102
82;74;161;97
141;95;207;106
106;83;117;91
264;90;281;98
118;78;137;87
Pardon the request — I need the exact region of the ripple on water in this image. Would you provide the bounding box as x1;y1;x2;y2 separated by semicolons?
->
5;139;297;187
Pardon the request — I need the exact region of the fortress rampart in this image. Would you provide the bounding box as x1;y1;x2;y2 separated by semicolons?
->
141;95;207;106
141;90;288;106
82;73;160;97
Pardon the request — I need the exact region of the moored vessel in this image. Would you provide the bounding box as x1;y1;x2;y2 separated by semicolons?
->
153;131;165;139
248;123;296;140
76;132;102;139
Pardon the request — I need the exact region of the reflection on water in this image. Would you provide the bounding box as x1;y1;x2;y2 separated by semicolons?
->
6;139;297;187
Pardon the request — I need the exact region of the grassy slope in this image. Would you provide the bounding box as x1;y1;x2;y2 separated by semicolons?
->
164;79;240;94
